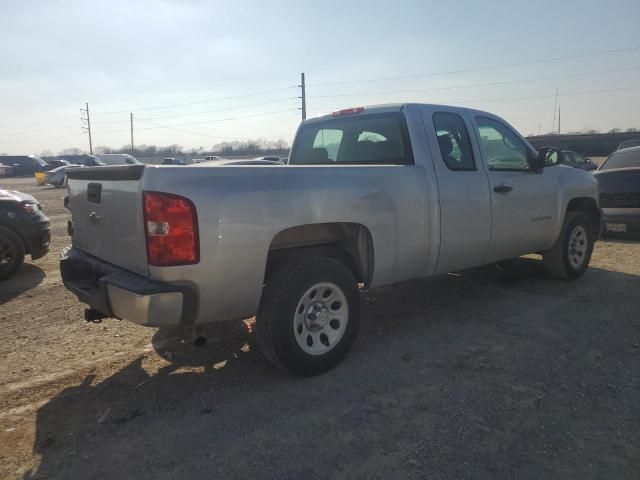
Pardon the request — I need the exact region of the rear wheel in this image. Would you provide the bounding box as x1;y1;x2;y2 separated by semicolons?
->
255;254;361;376
0;227;25;281
543;211;594;280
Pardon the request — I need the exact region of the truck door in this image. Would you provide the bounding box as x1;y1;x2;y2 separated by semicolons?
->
472;115;558;262
420;107;492;274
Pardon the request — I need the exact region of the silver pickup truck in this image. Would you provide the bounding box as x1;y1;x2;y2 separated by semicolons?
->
61;103;600;376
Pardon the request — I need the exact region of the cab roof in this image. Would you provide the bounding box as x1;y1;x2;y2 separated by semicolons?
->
303;103;494;124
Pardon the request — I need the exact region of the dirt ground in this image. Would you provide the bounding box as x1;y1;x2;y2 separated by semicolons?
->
0;176;638;479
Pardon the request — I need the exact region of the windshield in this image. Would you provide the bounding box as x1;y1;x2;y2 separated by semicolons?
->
30;155;47;166
600;149;640;170
98;155;137;165
619;140;640;150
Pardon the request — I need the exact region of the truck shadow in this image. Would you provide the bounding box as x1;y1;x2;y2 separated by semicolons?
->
0;263;45;304
23;258;640;479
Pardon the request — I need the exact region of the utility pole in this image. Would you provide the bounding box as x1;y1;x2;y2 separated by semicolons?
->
552;89;558;134
558;105;561;134
80;102;93;154
299;72;306;120
130;112;134;153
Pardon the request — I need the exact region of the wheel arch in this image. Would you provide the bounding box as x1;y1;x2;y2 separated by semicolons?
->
264;222;375;287
565;197;601;238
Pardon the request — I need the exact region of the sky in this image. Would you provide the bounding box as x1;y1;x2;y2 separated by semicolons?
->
0;0;638;155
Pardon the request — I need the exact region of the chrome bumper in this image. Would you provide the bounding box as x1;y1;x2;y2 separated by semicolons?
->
60;246;197;327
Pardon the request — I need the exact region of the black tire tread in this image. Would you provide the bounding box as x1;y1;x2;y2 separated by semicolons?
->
543;211;593;280
255;254;358;375
0;226;26;281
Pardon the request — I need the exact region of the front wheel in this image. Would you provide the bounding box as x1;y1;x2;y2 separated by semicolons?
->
543;211;594;280
0;227;25;281
255;255;361;376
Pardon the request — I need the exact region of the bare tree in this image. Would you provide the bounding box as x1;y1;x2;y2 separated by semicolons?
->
58;147;83;156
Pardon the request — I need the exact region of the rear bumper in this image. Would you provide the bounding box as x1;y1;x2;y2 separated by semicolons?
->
60;246;197;327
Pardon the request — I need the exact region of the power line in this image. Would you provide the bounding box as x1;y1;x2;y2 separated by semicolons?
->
308;85;640;111
136;118;292;140
135;108;297;129
92;85;298;116
0;115;78;130
0;99;298;138
308;66;640;99
459;85;640;104
140;97;298;122
309;45;640;87
0;132;85;145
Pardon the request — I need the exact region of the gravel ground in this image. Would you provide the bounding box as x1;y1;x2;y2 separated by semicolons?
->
0;176;638;479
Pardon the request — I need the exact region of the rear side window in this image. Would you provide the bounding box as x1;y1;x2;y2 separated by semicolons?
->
290;113;413;165
433;112;475;171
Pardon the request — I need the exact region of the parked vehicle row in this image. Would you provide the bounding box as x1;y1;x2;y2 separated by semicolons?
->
61;103;601;376
0;154;143;179
594;146;640;235
0;155;49;177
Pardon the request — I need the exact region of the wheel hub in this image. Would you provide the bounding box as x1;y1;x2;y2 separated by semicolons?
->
305;302;330;331
293;282;349;356
568;225;587;269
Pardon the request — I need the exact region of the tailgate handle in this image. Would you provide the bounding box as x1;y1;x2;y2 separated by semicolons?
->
87;183;102;203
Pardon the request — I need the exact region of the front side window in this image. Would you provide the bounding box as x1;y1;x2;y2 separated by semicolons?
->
290;113;412;165
433;112;475;171
476;116;530;171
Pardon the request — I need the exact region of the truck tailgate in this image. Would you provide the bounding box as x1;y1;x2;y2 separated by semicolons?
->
66;165;148;276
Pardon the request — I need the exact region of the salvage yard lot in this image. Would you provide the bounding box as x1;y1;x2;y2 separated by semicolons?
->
0;176;638;479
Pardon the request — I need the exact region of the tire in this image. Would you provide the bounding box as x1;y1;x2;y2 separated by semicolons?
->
543;211;594;280
255;254;361;376
0;227;25;281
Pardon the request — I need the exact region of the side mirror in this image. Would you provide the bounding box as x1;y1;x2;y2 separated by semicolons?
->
533;147;564;171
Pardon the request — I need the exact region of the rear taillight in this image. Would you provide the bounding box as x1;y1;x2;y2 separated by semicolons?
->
143;192;199;266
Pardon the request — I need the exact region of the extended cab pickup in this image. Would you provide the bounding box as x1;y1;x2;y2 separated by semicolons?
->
61;103;600;376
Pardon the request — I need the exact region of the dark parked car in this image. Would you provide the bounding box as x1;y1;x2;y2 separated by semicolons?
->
162;157;190;165
0;189;50;280
617;139;640;151
0;155;48;176
0;164;13;177
594;146;640;235
561;150;597;171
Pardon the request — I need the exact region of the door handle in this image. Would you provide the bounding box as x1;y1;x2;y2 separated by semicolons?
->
493;184;513;194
